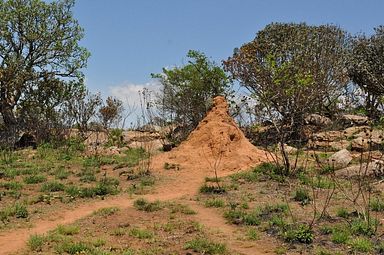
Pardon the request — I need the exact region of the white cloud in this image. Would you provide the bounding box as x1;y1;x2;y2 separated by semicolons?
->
109;79;162;127
109;79;161;107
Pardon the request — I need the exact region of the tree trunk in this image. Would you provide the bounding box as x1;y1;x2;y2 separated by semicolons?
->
0;102;18;147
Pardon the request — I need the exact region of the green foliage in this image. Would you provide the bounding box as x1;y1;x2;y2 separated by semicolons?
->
129;228;154;239
349;26;384;119
331;226;350;244
224;209;261;226
199;184;226;194
23;175;47;184
336;207;349;218
350;219;377;237
56;225;80;236
293;188;311;205
106;128;125;147
224;23;350;141
184;238;227;255
28;234;46;252
246;228;260;240
283;224;314;244
0;0;89;141
152;50;233;142
133;198;163;212
204;198;226;208
40;181;65;192
349;237;373;253
370;198;384;212
93;207;120;217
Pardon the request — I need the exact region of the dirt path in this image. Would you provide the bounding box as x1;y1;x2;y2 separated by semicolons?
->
1;168;273;255
187;201;276;255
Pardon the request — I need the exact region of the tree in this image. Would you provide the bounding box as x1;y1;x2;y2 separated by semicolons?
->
65;90;102;140
224;23;350;135
0;0;89;144
152;50;233;142
224;23;350;173
98;96;124;130
349;26;384;119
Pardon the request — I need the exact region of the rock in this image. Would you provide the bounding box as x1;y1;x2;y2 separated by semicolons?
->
351;136;383;152
310;131;343;142
336;160;384;177
278;143;298;154
327;149;352;169
329;140;351;151
305;114;332;126
340;114;369;127
341;126;370;139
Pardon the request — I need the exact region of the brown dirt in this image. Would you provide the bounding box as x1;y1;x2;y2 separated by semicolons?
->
1;96;272;255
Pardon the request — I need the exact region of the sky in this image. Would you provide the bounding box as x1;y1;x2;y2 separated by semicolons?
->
72;0;384;108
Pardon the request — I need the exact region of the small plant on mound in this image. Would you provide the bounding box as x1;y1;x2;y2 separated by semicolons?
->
199;183;227;194
28;234;45;251
293;187;311;205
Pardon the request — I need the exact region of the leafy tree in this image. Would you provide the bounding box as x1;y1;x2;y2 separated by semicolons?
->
0;0;89;144
152;50;233;142
98;96;124;130
224;23;350;173
224;23;350;132
65;90;102;140
349;26;384;119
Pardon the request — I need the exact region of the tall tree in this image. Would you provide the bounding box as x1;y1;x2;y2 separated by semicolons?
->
224;23;350;173
349;26;384;119
152;50;233;142
224;23;350;133
0;0;89;143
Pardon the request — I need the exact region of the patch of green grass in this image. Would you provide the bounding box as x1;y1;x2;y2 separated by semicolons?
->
133;198;163;212
350;218;377;237
204;198;225;208
246;227;260;240
40;181;65;192
199;184;226;194
0;203;29;221
167;202;196;215
54;167;71;180
129;227;154;239
370;198;384;212
336;207;349;218
23;175;47;184
0;181;23;190
93;207;120;216
184;238;227;255
56;241;91;255
283;224;314;244
224;209;261;226
56;225;80;235
28;234;46;251
310;176;334;189
112;227;126;236
349;237;373;253
254;162;286;182
331;226;350;244
293;188;311;205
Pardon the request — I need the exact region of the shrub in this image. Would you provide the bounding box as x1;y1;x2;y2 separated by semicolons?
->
350;219;377;237
331;227;350;244
15;203;29;218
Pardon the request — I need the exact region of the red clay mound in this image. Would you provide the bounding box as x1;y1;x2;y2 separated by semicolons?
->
150;96;270;177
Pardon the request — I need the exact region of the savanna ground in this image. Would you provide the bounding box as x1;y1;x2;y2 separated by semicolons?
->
1;136;384;255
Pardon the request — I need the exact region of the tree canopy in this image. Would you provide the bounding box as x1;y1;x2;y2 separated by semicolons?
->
224;23;350;130
0;0;89;143
152;50;233;142
349;26;384;119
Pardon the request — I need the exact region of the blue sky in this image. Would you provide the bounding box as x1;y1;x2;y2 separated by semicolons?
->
73;0;383;106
